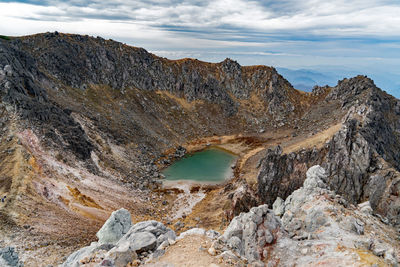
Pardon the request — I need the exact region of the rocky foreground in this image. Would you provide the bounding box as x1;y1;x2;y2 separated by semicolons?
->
5;166;391;266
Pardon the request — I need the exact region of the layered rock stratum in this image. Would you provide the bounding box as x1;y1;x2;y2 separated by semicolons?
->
0;32;399;266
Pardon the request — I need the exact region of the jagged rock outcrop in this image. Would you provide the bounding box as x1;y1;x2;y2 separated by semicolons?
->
62;209;176;267
257;145;322;205
323;118;373;203
0;46;94;160
216;166;400;266
218;204;280;263
258;76;400;226
224;182;258;221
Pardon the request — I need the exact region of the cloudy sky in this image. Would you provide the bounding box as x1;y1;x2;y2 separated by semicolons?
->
1;0;400;94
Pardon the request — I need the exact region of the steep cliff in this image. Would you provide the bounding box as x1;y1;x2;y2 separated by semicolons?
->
258;76;400;226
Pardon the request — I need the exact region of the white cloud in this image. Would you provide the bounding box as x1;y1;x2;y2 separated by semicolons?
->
0;0;399;72
1;0;400;37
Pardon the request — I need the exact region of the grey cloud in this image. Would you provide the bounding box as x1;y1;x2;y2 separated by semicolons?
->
10;0;400;39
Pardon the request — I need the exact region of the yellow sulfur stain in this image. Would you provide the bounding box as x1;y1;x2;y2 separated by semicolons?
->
67;186;103;210
354;249;389;267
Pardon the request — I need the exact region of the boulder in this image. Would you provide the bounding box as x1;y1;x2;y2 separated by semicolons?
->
96;208;132;245
217;250;239;262
208;246;216;256
63;212;176;266
104;241;137;267
61;242;112;267
227;236;242;254
205;230;220;239
117;232;157;253
221;217;243;241
358;201;373;214
304;208;328;232
117;220;176;254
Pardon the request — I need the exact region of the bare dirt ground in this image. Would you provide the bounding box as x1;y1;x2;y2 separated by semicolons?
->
143;235;230;267
282;123;342;153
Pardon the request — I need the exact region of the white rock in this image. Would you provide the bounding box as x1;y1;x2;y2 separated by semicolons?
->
105;241;137;267
177;228;206;240
0;257;11;267
118;231;157;252
206;230;220;239
222;217;243;241
96;208;132;245
61;242;103;267
4;65;12;76
303;165;327;190
384;249;398;265
157;240;170;250
217;250;239;261
358;201;373;215
272;197;285;217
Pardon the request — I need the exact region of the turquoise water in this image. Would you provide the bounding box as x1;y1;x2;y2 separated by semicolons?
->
162;148;237;182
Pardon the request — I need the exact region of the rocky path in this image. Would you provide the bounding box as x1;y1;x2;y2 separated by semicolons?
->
143;235;229;267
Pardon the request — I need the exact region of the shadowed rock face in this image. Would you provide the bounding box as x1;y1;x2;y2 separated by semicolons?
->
0;40;94;160
257;145;322;206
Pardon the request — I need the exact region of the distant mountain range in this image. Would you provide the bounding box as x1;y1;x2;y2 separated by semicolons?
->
277;67;400;98
276;68;339;91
